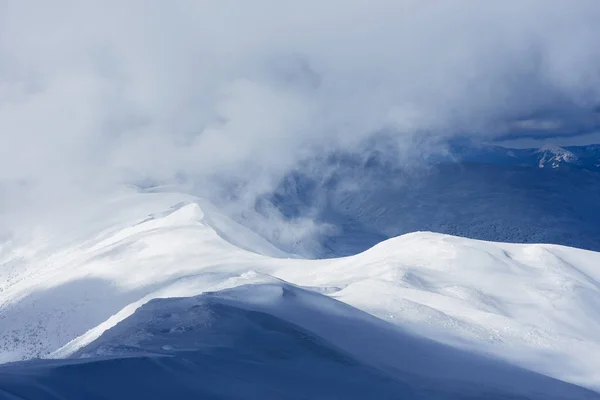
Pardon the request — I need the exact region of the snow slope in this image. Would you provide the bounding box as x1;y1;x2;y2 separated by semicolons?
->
2;284;598;400
1;189;600;397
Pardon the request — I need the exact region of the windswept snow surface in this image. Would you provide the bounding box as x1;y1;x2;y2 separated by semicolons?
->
1;189;600;398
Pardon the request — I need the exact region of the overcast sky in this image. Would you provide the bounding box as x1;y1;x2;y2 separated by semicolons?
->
1;0;600;233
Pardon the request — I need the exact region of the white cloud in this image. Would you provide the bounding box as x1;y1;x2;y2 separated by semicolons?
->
1;0;600;234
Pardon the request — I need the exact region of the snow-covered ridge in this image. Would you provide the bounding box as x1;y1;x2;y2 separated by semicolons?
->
537;144;575;155
4;284;597;399
1;190;600;396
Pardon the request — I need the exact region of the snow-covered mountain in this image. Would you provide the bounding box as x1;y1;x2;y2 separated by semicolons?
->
1;190;600;399
536;144;581;169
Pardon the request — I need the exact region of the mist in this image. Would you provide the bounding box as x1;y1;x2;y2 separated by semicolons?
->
2;0;600;245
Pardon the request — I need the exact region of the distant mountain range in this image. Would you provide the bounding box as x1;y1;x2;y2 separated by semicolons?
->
251;142;600;257
449;142;600;171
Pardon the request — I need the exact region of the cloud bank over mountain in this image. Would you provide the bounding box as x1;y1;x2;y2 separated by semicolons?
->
2;0;600;232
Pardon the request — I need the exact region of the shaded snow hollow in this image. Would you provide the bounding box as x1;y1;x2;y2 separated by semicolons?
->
1;190;600;398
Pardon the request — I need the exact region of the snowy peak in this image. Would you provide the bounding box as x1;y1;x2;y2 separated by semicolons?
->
536;144;580;169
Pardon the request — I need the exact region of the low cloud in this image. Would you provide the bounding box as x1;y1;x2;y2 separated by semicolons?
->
1;0;600;239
